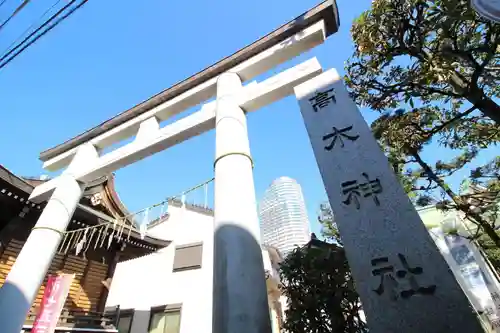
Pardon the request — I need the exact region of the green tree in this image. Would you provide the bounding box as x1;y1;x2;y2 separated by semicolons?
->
318;202;341;243
477;232;500;274
279;204;366;333
345;0;500;124
279;244;366;333
344;0;500;246
369;106;500;246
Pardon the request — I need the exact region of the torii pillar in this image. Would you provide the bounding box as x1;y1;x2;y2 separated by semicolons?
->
0;3;337;329
213;72;272;333
0;144;97;333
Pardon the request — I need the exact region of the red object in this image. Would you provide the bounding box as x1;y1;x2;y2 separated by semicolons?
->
32;274;73;333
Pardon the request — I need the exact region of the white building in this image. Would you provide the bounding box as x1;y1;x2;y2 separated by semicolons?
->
105;199;284;333
258;177;311;256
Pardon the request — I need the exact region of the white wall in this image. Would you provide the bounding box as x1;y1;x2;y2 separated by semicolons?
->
106;203;282;333
106;203;214;333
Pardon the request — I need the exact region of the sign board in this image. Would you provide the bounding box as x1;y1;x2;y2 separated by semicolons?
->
32;274;74;333
431;227;500;331
294;69;484;333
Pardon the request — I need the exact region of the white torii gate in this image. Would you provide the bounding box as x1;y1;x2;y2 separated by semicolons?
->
0;2;340;332
0;0;488;332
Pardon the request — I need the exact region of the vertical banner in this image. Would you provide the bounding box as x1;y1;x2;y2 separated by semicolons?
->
32;274;74;333
430;227;500;331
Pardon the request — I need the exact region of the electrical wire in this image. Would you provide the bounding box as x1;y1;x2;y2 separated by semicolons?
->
0;0;78;63
1;0;62;57
0;0;88;70
0;0;32;32
0;0;8;9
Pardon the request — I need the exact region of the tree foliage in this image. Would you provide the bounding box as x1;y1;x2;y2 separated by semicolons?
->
368;103;500;246
345;0;500;247
477;231;500;274
346;0;500;123
279;204;366;333
280;245;366;333
318;202;341;244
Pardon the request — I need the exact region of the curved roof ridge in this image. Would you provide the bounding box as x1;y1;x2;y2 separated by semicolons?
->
102;173;133;221
0;164;36;194
0;164;133;224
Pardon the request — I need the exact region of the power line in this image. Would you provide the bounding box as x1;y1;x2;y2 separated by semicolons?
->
0;0;32;32
0;0;77;62
0;0;8;9
0;0;89;70
1;0;62;57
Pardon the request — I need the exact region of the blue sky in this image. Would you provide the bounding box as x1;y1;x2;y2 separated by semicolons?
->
0;0;497;236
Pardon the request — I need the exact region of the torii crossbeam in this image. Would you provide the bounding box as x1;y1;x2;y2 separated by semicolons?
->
0;2;340;333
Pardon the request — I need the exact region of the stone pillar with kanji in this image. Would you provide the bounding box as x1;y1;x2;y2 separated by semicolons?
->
294;69;484;333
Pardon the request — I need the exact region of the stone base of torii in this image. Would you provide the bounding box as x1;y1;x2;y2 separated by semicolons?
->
0;2;486;332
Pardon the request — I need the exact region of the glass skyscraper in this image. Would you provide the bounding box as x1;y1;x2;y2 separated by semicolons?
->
258;177;311;257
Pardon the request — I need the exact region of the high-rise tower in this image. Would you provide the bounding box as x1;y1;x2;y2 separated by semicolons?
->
258;177;311;256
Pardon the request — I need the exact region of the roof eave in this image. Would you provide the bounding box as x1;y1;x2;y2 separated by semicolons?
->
0;164;169;249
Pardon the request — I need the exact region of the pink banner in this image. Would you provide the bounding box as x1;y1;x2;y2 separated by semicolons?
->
32;274;74;333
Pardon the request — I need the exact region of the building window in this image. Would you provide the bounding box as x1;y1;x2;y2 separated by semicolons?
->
172;242;203;272
105;307;134;333
117;310;134;333
148;304;182;333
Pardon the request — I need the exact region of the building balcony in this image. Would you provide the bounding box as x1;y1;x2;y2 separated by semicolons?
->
22;307;120;333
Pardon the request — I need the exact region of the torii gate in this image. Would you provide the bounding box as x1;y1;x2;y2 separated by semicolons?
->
0;2;339;332
0;1;486;332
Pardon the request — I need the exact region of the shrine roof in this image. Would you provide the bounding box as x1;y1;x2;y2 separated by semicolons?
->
39;0;340;162
0;164;169;249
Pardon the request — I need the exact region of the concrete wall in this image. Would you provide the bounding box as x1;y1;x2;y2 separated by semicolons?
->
106;203;282;333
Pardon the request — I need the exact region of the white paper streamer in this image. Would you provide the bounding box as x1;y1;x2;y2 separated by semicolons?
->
76;229;88;255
